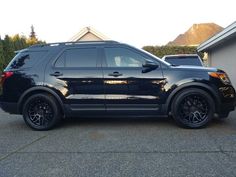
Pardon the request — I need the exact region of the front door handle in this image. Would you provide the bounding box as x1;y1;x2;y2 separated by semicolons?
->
108;72;123;77
50;72;63;77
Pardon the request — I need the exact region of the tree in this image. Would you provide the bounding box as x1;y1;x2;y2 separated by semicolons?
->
2;35;14;69
30;25;36;39
12;34;27;51
0;36;5;72
27;25;38;45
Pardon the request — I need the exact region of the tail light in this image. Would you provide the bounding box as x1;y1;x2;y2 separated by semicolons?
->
0;71;14;86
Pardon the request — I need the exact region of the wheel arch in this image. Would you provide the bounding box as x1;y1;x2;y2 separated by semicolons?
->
18;86;65;115
163;82;220;115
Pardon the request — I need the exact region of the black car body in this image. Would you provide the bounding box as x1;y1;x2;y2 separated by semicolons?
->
0;41;235;130
162;54;204;66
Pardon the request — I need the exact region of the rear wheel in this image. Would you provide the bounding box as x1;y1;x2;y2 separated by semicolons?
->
22;93;61;130
171;88;215;128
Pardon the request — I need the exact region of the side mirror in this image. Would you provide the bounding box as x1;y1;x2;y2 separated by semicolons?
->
142;60;159;69
142;60;159;73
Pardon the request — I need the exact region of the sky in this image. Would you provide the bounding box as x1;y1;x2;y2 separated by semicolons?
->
0;0;235;48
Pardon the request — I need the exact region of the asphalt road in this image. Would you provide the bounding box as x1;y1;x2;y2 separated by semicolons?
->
0;109;236;177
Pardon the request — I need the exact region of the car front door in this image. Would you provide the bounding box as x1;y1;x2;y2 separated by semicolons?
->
48;46;105;116
102;46;166;115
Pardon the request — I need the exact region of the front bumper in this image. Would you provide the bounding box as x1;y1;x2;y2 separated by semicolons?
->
217;101;235;117
216;86;236;117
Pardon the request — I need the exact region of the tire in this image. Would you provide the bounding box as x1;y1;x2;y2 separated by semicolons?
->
171;88;215;128
22;93;61;130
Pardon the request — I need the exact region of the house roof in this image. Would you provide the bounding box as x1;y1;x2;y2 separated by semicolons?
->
197;21;236;52
69;26;109;41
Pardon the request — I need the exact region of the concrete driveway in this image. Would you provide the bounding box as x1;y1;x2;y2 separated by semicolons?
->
0;109;236;177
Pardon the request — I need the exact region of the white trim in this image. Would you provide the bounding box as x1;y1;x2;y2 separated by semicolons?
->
69;27;109;41
197;21;236;52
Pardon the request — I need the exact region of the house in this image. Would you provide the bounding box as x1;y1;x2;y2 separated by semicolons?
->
197;21;236;88
69;26;109;41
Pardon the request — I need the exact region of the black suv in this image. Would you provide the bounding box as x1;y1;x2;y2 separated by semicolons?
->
0;41;235;130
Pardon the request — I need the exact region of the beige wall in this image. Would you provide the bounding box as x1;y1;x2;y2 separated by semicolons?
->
208;38;236;88
76;32;103;41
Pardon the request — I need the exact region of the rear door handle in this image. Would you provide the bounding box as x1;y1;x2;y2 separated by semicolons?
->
50;72;63;77
108;72;123;77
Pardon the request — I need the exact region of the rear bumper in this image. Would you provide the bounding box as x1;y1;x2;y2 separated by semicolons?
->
0;96;18;114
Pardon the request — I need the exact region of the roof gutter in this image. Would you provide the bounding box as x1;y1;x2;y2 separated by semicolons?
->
197;21;236;52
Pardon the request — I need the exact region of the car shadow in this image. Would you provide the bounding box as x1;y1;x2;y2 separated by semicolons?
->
55;114;236;130
57;116;177;129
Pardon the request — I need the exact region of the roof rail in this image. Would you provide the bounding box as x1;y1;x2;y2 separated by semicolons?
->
29;40;119;48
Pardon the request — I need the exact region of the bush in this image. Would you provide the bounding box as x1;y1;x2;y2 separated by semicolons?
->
142;45;199;58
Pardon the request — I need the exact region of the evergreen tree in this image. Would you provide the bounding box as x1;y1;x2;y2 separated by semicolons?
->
30;25;36;39
0;36;5;72
20;35;28;48
2;35;14;69
27;25;38;45
12;34;28;51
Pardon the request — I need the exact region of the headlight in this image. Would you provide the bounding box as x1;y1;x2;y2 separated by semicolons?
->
208;72;231;85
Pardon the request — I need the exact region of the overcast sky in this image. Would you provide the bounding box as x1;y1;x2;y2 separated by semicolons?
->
0;0;235;47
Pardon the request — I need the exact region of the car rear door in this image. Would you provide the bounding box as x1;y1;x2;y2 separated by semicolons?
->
46;45;105;116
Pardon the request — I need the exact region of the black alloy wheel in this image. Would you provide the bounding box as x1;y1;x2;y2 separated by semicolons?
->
171;88;215;128
23;93;61;130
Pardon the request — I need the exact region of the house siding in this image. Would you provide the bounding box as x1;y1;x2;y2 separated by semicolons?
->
209;38;236;88
76;32;103;41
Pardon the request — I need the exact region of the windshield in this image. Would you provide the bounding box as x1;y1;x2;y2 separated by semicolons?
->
164;56;203;66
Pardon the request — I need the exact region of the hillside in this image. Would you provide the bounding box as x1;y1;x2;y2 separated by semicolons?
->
168;23;223;46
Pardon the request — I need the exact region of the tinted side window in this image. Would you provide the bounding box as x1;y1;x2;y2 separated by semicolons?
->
104;47;146;67
7;51;47;70
66;48;97;67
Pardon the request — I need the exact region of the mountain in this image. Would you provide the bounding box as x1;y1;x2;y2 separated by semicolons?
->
167;23;223;46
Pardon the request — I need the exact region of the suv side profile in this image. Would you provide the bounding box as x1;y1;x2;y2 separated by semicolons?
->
0;41;235;130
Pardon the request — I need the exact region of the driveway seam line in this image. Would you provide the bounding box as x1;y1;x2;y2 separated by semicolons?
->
0;135;47;162
10;150;236;154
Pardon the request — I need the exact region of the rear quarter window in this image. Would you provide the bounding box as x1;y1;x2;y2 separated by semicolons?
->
6;51;47;70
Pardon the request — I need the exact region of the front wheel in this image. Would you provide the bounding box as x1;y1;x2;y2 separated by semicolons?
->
171;88;215;128
22;93;61;130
